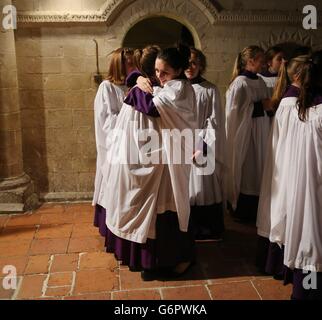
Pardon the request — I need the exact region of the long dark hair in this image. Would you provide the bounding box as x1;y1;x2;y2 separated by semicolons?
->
297;51;322;121
157;44;190;79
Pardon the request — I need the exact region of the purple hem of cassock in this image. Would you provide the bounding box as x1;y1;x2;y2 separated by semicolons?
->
94;204;156;270
94;204;195;271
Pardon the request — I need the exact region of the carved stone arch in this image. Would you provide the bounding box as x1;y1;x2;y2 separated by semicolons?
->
102;0;219;26
105;0;217;51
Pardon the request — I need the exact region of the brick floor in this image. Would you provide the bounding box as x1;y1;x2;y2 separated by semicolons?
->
0;202;294;300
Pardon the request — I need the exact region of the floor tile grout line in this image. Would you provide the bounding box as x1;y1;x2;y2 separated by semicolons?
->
117;283;209;291
11;275;23;300
250;280;263;300
205;284;214;300
117;261;122;292
42;272;51;298
40;254;55;298
159;288;164;300
68;271;77;297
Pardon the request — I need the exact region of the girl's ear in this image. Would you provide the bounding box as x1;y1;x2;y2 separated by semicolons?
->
248;58;254;66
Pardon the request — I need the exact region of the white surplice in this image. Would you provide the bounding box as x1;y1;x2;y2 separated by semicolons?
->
258;97;322;272
92;80;127;206
99;80;197;244
189;81;225;205
258;74;278;97
225;75;270;209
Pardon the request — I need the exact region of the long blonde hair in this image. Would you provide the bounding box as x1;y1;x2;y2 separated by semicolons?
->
230;46;264;84
271;55;311;109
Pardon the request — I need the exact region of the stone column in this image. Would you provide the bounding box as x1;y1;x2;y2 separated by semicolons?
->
0;0;39;213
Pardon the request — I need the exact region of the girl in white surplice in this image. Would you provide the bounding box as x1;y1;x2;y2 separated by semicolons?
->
185;48;226;241
93;48;134;234
97;45;197;281
225;46;271;223
257;52;322;300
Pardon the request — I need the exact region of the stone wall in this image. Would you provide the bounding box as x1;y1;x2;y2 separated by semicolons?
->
3;0;322;203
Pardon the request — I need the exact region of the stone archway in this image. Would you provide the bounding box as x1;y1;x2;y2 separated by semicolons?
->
122;16;195;49
104;0;216;52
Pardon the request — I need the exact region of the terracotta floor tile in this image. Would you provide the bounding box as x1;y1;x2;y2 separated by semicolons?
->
64;292;111;300
74;269;118;294
32;297;63;300
0;256;28;275
0;240;31;258
71;223;100;238
208;281;261;300
201;257;253;284
65;203;93;215
48;272;73;287
68;236;105;253
0;215;9;228
79;252;117;270
50;254;79;273
119;269;168;290
252;279;292;300
161;285;211;300
29;238;69;255
112;289;161;300
73;211;95;224
24;255;51;275
40;213;74;225
157;263;208;287
0;226;37;242
17;274;47;299
6;214;41;227
34;204;65;215
0;204;301;301
35;224;73;239
0;276;18;299
45;286;71;297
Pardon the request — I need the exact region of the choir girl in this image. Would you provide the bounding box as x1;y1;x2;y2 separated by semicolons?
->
185;47;226;241
225;45;270;223
96;45;197;281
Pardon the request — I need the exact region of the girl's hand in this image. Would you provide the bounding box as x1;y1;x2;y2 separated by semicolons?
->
262;98;275;112
191;150;203;164
137;76;153;94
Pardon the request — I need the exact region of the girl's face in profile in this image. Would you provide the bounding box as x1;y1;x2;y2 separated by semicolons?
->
269;52;284;74
248;52;266;74
155;58;181;86
185;53;200;80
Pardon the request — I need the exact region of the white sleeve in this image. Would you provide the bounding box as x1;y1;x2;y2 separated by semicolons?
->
225;79;254;208
94;81;121;149
152;81;197;130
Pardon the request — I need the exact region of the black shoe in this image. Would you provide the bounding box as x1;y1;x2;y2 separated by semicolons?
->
273;274;284;280
129;265;141;272
141;270;157;281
